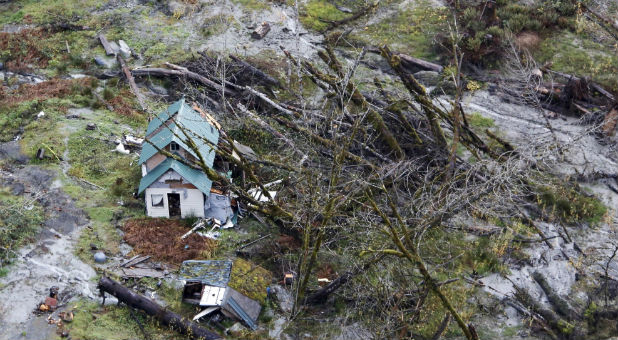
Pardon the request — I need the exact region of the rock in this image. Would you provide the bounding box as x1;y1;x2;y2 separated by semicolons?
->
108;41;120;55
94;55;117;69
0;141;29;163
90;243;98;250
98;70;120;79
413;70;441;87
94;251;106;263
168;1;187;16
86;123;97;130
148;84;168;96
227;322;246;337
430;79;458;96
65;113;81;119
118;40;131;59
11;182;24;195
269;285;293;314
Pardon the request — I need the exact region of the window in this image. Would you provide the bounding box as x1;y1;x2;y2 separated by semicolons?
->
170;142;179;151
151;194;164;207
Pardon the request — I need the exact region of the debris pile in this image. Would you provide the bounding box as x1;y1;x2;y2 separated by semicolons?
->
123;218;218;264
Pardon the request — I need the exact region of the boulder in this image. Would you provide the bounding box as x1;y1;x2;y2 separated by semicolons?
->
413;70;440;87
118;40;131;59
269;285;293;314
108;41;120;55
94;55;117;69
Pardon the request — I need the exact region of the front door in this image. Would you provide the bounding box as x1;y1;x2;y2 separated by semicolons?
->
167;193;181;217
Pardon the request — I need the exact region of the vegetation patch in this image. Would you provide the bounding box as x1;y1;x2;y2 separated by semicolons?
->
66;300;185;340
538;182;607;225
0;28;54;71
123;218;218;264
0;78;91;107
299;0;350;32
535;31;618;92
0;190;44;276
353;1;444;60
228;258;273;303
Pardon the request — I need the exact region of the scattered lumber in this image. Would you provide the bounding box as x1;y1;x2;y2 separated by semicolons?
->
98;35;115;56
251;22;270;39
121;255;151;268
98;276;221;340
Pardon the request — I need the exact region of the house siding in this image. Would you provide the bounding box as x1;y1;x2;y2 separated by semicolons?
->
145;187;205;218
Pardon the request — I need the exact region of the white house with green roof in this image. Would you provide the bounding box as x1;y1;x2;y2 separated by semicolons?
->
138;98;219;218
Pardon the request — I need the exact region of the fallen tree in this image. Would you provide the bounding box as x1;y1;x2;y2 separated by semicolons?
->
97;276;222;340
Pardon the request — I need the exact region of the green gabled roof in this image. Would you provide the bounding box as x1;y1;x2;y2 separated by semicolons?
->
139;98;219;166
138;158;213;195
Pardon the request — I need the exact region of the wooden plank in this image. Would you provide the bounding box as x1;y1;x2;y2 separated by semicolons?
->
98;34;115;56
602;107;618;136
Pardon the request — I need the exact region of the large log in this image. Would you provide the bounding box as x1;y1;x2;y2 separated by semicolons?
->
97;276;222;340
117;54;146;111
398;53;443;73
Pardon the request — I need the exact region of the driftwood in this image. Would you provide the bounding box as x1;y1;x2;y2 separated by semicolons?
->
117;55;146;111
98;276;221;340
131;63;230;95
251;22;270;39
98;34;115;56
398;53;443;73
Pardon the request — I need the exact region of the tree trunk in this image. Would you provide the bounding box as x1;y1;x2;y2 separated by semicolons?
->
97;276;222;340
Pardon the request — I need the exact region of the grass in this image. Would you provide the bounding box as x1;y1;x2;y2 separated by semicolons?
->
66;300;187;340
534;30;618;92
0;0;102;25
0;189;44;276
299;0;350;32
232;0;270;11
352;0;445;61
538;182;607;225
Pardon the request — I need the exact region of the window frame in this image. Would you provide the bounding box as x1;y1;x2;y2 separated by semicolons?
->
151;194;165;208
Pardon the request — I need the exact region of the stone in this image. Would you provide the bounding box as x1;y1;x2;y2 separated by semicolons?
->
65;113;81;119
148;84;168;96
118;40;131;59
227;322;246;337
94;251;106;263
108;41;120;55
413;70;441;87
269;285;293;314
94;55;117;69
86;123;97;130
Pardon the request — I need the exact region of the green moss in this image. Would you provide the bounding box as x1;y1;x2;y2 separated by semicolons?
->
228;258;272;304
299;0;349;32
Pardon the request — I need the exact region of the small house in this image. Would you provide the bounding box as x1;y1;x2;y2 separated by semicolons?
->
138;98;220;218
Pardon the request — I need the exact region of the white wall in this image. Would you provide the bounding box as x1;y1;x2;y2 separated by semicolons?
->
145;187;205;218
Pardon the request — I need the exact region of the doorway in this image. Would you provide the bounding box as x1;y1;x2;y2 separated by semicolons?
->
167;193;181;217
